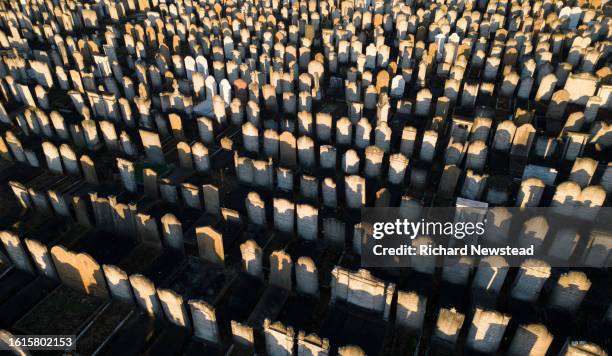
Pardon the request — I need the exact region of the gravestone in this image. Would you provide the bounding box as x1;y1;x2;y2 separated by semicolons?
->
196;226;224;264
269;250;293;290
50;245;109;298
189;300;220;343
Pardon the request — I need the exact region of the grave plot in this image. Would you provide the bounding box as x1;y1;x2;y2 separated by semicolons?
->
74;301;134;355
13;285;106;336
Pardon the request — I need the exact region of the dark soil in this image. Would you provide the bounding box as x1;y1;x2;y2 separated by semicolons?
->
15;285;105;335
75;302;132;355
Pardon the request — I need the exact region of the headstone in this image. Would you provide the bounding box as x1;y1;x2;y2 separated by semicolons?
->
103;264;134;304
157;288;191;328
420;130;438;161
548;271;591;314
415;89;432;116
433;308;465;348
364;146;384;179
493;121;516;152
231;320;254;347
24;238;58;279
297;136;315;168
192;143;211;173
322;178;337;208
50;245;109;298
564;73;597;105
246;192;266;227
396;290;426;332
507;324;553;356
400;126;417;157
1;231;35;274
442;256;473;285
338;345;366;356
117;158;137;192
140;129;165;164
516;177;545;207
196;226;224;264
336;117;353;145
511;259;551;303
388;153;409;185
269;250;293;290
355;118;372;149
264;129;280;159
342;150;360;175
240;240;263;278
297;332;330;356
197;117;215;145
242;122;259;153
330;267;395;319
161;213;184;254
263;319;295;356
472;256;509;295
345;175;366;209
296;203;318;240
42;141;63;174
466;308;511;354
296;256;319;296
279;131;297;167
189;300;220;343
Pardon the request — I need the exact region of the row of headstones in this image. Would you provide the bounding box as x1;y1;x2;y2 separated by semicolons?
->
430;307;608;356
233;149;608;209
235;141;413;182
34;140;99;182
4;10;608;131
250;263;609;356
2;219;610;324
517;176;608;208
87;191;222;251
5;158;315;269
2;110;139;160
285;261;606;355
240;227;603;318
412;238;599;309
116;153;216;201
456;167;608;206
180;66;609;136
0;230;225;345
9;116;204;175
1;204;612;354
0;229;386;355
11;165;608;272
7;147;609;253
232;113;608;173
5;52;218;119
14;98;606;194
8;0;600;37
488;117;608;162
236;117;430;164
484;209;609;264
262;304;603;356
51;44;596;130
333;41;606;106
4;39;610;128
151;71;612;137
2;0;607;85
15;102;610;209
242;141;609;205
7;172;217;253
4;64;609;169
0;80;50;116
